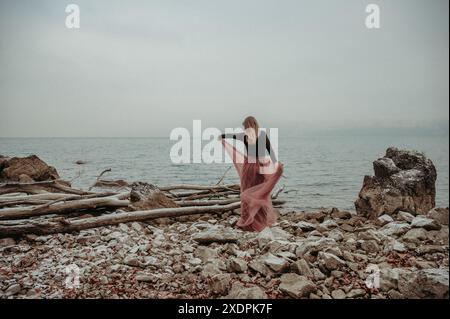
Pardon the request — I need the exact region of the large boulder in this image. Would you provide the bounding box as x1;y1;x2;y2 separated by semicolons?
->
355;147;436;219
0;155;8;168
0;155;60;182
397;268;449;299
128;182;178;210
427;207;449;226
380;267;449;298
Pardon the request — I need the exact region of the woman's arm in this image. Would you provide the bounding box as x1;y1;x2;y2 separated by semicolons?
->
265;134;278;163
220;132;245;141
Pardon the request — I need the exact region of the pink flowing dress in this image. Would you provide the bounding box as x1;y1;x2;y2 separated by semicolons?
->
221;138;284;232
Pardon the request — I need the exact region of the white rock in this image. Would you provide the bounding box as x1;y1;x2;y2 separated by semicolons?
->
226;283;267;299
229;257;248;273
5;284;21;296
209;273;231;295
411;216;441;231
181;244;194;253
131;222;143;232
398;211;415;223
318;252;346;271
380;222;411;237
328;229;344;242
189;257;202;266
331;289;346;299
194;246;218;262
143;256;160;267
346;288;366;298
248;260;272;277
279;273;317;298
257;228;275;248
296;221;316;231
403;228;427;243
319;219;338;230
427;208;449;226
291;259;313;278
392;241;407;252
378;215;394;226
136;273;159;283
270;227;292;240
263;253;289;272
191;226;238;244
106;231;123;241
201;262;222;278
360;240;380;253
123;256;142;267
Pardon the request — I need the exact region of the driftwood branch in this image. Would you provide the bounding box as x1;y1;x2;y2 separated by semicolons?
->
272;184;286;200
0;180;91;196
216;166;232;185
0;192;115;208
0;193;129;220
0;193;77;203
0;193;75;208
0;202;241;237
159;184;239;192
29;191;119;212
184;190;237;201
176;198;286;207
88;168;112;191
176;198;240;206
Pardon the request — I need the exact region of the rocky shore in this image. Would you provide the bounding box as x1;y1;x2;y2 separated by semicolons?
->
0;148;448;299
0;205;448;299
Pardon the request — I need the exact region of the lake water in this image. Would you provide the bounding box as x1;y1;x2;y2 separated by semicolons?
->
1;134;448;211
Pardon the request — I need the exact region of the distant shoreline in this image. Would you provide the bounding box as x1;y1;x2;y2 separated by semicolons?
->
1;124;449;139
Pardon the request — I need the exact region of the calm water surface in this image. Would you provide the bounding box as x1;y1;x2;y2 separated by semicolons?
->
1;134;448;211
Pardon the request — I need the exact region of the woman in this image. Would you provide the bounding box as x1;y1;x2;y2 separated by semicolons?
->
219;116;284;232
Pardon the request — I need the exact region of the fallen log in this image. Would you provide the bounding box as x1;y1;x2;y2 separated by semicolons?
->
0;202;241;237
159;184;239;192
0;193;75;202
176;198;240;206
183;190;237;201
0;199;51;207
0;193;129;220
88;168;112;191
0;192;117;208
162;185;240;200
176;198;286;207
0;180;91;195
0;193;76;204
165;189;212;199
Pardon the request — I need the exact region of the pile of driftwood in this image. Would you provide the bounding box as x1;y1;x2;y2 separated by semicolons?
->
0;170;285;238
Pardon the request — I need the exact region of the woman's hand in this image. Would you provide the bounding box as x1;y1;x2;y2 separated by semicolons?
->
275;162;285;175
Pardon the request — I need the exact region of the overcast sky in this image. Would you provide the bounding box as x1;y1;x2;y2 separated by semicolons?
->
0;0;448;137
